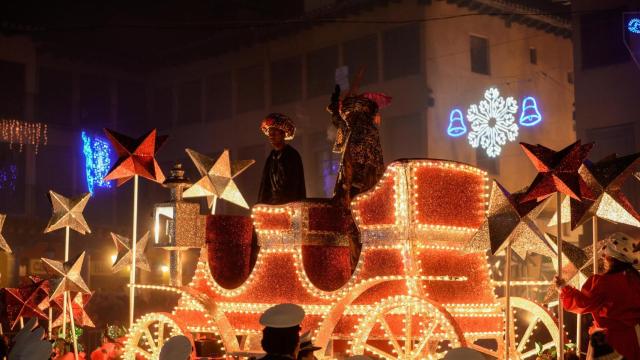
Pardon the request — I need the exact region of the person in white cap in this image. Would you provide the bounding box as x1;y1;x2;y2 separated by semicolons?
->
554;232;640;359
259;303;305;360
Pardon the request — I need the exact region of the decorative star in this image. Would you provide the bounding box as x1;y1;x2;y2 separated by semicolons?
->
519;140;594;203
41;252;91;300
3;279;50;329
103;128;167;186
44;191;91;234
467;181;554;260
572;153;640;228
182;148;255;211
52;292;95;328
110;231;151;273
0;213;11;253
543;235;601;302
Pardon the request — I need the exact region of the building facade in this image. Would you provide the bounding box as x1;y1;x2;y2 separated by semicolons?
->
0;0;577;289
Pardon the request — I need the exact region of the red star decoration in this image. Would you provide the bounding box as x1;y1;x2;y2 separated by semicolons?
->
3;278;50;329
51;292;95;328
519;140;594;203
569;152;640;229
103;129;167;186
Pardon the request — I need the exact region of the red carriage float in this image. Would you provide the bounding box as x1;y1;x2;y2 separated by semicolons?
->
126;159;560;359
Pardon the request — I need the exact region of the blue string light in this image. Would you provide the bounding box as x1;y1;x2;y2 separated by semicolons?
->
0;164;17;191
628;18;640;34
81;131;113;194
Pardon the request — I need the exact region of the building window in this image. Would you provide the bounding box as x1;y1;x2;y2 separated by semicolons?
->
383;24;421;80
205;71;232;122
152;86;174;130
0;60;25;119
306;46;338;99
177;80;202;125
580;9;629;69
236;64;265;113
476;147;499;175
529;47;537;65
343;34;379;86
37;67;72;126
470;35;490;75
270;56;302;105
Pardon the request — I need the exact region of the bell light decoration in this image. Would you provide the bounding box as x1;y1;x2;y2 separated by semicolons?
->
519;97;542;127
446;109;467;137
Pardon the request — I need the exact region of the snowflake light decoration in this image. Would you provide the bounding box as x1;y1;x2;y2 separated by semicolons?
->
467;87;519;158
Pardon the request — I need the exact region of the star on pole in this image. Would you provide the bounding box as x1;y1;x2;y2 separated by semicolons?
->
519;140;594;203
0;213;12;253
52;292;95;328
2;280;50;329
466;181;554;260
183;148;255;211
41;252;91;300
44;191;91;234
110;231;151;273
103;128;167;186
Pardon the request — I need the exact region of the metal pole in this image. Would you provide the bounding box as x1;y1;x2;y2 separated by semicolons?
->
557;193;564;360
129;175;139;328
593;217;598;274
505;243;512;359
67;295;79;360
62;226;70;336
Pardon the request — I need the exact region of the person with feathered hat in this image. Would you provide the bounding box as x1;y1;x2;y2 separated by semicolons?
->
327;81;390;208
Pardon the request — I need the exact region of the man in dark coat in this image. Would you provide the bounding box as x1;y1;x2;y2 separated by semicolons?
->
257;113;306;205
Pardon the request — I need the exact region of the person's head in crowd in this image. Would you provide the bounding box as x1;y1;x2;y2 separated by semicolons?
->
260;303;305;358
159;335;192;360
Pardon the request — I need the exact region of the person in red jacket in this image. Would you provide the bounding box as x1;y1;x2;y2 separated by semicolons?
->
555;232;640;359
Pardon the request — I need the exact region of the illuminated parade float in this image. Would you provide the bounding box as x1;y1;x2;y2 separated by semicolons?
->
128;159;562;359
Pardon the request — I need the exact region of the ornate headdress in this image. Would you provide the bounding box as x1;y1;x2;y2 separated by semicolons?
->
260;113;296;141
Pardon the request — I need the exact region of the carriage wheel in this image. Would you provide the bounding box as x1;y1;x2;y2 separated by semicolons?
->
124;312;194;360
350;295;464;359
500;297;561;359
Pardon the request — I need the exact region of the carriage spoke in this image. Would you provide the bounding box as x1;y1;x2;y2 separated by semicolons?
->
377;314;403;357
157;322;165;348
404;303;412;356
365;344;398;360
143;327;157;352
412;319;438;357
516;315;539;353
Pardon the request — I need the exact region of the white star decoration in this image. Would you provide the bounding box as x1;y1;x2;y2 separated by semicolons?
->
467;88;519;158
110;231;151;273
